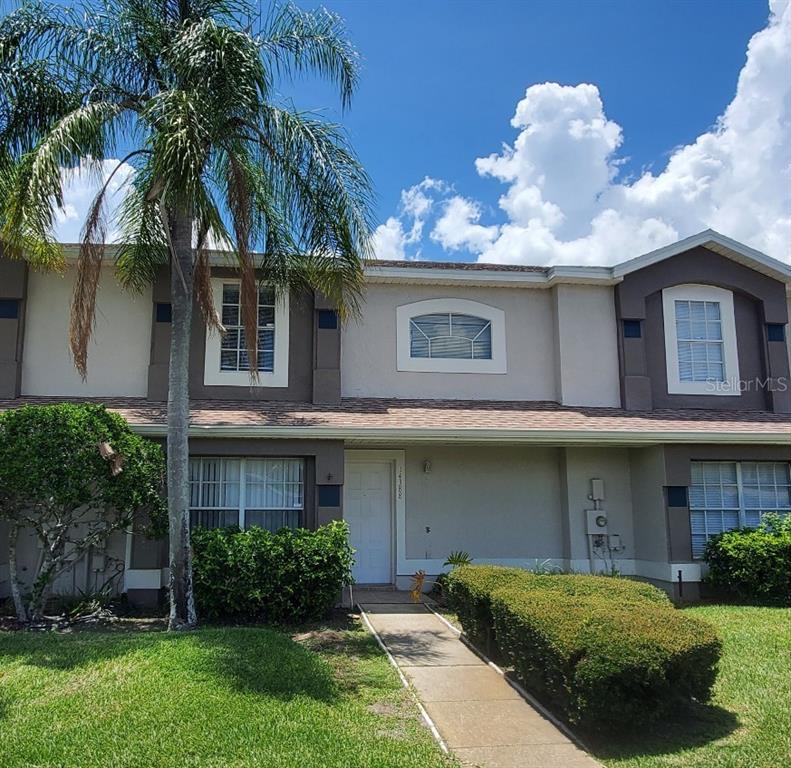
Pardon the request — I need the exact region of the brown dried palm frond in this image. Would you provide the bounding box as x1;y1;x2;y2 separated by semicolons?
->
227;152;260;376
69;191;107;380
194;225;225;335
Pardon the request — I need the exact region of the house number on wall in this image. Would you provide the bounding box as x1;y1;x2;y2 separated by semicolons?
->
397;469;403;500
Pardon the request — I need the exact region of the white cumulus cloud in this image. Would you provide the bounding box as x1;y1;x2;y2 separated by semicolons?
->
431;196;499;252
379;0;791;265
53;159;136;243
371;177;448;259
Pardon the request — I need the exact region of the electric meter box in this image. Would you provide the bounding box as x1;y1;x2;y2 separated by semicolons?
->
586;509;609;535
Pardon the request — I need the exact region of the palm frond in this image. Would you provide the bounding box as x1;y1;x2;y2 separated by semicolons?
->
259;3;359;109
193;223;224;335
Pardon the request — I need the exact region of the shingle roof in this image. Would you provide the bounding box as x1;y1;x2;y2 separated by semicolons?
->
3;397;791;444
370;260;549;273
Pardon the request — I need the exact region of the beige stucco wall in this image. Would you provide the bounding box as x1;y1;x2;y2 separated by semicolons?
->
403;445;564;560
342;283;557;400
629;445;669;562
560;447;635;563
552;285;621;406
21;267;152;397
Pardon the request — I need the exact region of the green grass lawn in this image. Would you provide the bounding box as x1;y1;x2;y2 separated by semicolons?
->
0;616;456;768
593;604;791;768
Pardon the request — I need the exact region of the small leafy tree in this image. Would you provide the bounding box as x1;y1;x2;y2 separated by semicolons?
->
0;403;166;622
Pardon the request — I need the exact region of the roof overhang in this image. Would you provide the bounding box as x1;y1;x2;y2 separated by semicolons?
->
132;422;791;446
363;264;619;289
55;229;790;290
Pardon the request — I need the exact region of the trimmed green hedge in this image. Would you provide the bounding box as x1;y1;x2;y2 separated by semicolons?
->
447;565;720;730
704;519;791;604
191;521;354;623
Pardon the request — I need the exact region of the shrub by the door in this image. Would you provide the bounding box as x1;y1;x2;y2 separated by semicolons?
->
191;521;354;623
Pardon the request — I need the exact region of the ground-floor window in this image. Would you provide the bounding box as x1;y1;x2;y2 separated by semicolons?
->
188;457;304;531
689;461;791;557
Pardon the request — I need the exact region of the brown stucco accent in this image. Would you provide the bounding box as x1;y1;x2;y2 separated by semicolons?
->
147;268;339;403
663;443;791;486
312;291;341;404
146;267;170;401
190;268;314;401
0;257;27;398
616;246;791;412
660;444;791;563
188;436;345;529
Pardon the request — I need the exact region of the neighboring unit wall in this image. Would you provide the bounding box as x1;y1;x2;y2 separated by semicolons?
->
0;522;127;599
21;267;152;397
188;437;345;527
342;283;557;400
552;285;621;407
616;246;791;411
401;445;564;565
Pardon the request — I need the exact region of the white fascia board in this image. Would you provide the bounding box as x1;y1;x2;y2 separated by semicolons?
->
131;422;791;445
364;265;619;288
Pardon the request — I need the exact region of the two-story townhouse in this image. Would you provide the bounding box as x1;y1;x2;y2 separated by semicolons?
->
2;228;790;606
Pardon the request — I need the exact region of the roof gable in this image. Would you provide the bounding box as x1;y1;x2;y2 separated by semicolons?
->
612;229;791;284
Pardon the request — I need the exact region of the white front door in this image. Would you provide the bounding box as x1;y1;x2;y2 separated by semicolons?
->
345;460;393;584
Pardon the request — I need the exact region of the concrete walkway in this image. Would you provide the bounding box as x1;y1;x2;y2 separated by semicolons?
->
358;596;600;768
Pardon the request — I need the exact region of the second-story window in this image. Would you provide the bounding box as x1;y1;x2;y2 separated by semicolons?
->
396;298;506;374
674;300;725;383
220;283;276;373
410;313;492;360
204;278;289;387
662;284;739;396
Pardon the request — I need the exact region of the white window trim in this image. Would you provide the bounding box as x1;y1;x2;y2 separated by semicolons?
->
396;298;507;374
662;284;740;396
203;278;289;387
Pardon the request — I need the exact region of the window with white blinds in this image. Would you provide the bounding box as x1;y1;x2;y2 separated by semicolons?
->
410;313;492;360
674;300;725;382
189;457;304;532
662;285;739;396
689;461;791;557
220;283;276;373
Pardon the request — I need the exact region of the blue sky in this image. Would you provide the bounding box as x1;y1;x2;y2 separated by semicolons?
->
48;0;790;265
295;0;767;236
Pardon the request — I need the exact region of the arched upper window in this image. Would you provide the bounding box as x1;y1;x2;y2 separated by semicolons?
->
396;298;506;373
410;313;492;360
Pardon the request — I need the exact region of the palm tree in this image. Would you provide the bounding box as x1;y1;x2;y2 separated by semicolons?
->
0;0;373;629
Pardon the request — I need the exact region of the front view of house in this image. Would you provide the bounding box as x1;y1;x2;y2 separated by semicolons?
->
2;229;791;604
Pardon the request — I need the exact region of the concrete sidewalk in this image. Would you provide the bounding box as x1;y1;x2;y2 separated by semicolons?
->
359;600;600;768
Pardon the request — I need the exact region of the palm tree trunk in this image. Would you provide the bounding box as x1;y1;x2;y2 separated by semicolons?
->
8;522;28;623
167;206;197;630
